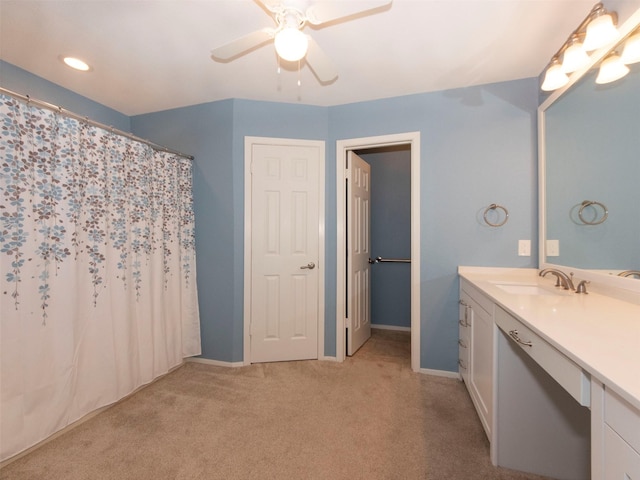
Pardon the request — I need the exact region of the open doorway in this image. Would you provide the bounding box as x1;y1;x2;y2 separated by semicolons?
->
335;132;421;372
356;145;411;331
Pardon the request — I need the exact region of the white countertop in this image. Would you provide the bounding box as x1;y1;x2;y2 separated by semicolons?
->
458;266;640;411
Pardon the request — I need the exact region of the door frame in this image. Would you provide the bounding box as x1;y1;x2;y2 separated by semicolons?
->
336;132;421;372
243;136;326;365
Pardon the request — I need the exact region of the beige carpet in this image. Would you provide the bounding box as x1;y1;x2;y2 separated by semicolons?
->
1;330;551;479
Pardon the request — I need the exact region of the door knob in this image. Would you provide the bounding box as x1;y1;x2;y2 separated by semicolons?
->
300;262;316;270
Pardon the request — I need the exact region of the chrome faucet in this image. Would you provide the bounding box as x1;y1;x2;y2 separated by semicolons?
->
618;270;640;279
575;280;590;294
539;268;575;291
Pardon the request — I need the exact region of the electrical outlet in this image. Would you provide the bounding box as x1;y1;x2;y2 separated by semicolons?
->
547;239;560;257
518;240;531;256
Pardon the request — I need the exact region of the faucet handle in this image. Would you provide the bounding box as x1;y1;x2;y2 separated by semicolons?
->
576;280;590;294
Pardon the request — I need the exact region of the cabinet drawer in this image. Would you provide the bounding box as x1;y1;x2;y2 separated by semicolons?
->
461;280;493;317
605;388;640;453
495;306;590;407
604;425;640;478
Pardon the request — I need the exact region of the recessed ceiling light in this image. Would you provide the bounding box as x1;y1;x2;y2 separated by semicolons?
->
62;56;91;71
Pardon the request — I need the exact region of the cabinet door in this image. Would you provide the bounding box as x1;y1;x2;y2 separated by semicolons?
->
459;280;494;441
469;299;493;437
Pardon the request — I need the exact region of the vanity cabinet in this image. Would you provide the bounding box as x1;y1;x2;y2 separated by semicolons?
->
459;279;494;440
495;306;591;479
593;381;640;479
494;306;590;407
458;267;640;479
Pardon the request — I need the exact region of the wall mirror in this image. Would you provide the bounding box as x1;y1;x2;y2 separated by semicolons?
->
539;7;640;292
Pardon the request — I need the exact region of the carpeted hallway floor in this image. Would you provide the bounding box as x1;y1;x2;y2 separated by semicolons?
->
1;329;551;479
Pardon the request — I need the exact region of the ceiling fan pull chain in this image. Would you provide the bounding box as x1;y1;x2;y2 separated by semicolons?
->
297;59;301;87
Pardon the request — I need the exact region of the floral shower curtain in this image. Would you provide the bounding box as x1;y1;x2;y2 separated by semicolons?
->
0;93;201;461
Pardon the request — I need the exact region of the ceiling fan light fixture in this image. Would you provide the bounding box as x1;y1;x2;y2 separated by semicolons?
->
595;52;630;84
274;27;308;62
541;59;569;91
583;10;619;51
620;32;640;65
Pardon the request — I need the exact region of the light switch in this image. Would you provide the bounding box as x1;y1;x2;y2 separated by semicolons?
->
518;240;531;256
547;239;560;257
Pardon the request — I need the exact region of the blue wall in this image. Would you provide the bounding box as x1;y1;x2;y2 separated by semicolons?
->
0;61;130;131
130;101;237;361
131;100;329;362
327;79;539;370
358;147;412;329
1;61;539;372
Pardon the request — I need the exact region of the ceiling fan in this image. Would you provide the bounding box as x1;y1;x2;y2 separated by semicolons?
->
211;0;392;83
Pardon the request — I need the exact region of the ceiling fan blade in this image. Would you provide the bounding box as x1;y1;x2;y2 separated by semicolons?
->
305;36;338;83
211;29;274;61
254;0;283;14
305;0;392;25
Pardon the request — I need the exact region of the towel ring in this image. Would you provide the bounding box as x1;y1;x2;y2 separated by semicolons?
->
483;203;509;227
578;200;608;225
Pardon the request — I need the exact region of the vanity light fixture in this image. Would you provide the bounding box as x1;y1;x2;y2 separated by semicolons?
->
582;6;620;51
620;31;640;64
595;51;630;84
61;56;91;72
561;35;591;73
540;2;620;91
541;58;570;91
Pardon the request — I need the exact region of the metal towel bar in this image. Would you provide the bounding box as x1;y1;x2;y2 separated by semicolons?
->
369;256;411;264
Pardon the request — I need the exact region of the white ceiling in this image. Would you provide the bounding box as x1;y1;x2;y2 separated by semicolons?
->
1;0;639;116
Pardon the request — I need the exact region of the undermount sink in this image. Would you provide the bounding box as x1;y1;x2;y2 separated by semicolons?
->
493;283;557;296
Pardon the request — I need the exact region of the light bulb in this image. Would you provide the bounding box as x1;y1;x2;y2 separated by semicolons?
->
541;61;569;91
583;13;620;51
561;38;590;73
620;32;640;65
274;27;308;62
595;53;630;84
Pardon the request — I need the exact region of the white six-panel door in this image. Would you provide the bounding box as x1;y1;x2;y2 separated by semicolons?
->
249;141;322;363
347;151;371;355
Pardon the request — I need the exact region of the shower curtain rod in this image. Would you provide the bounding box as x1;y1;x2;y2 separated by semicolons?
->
0;86;194;161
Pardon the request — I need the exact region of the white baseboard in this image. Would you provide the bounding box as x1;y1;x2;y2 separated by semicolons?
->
186;357;245;368
419;367;461;380
371;324;411;332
